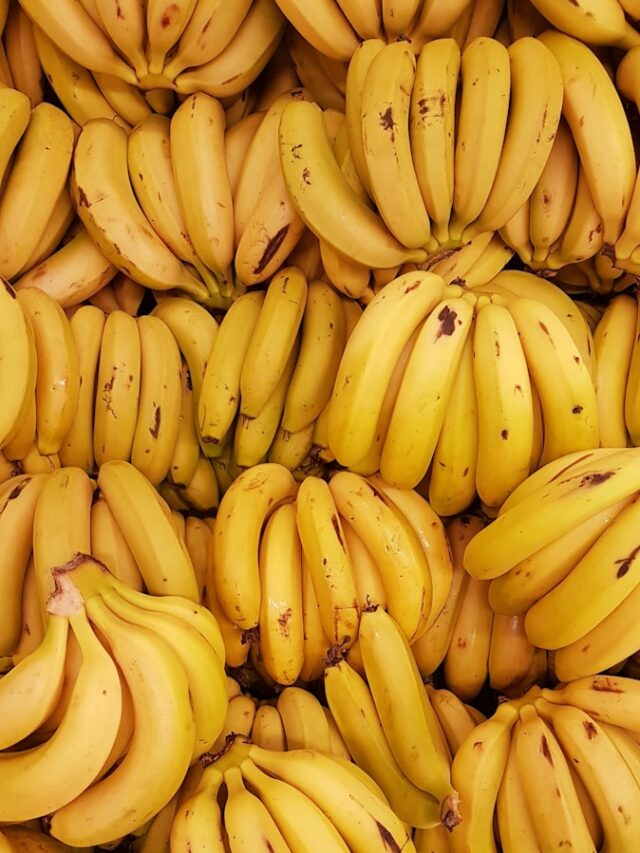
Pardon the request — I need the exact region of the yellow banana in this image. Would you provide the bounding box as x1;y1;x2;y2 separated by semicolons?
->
547;166;604;269
426;685;480;756
0;280;36;450
145;0;197;75
530;0;640;49
299;555;331;682
495;736;541;853
411;0;473;42
93;72;152;125
167;360;200;488
443;575;493;700
274;0;358;61
112;273;145;315
594;294;636;447
250;703;287;751
0;84;30;187
90;496;143;590
222;765;290;853
3;5;44;107
276;686;332;753
92;0;146;78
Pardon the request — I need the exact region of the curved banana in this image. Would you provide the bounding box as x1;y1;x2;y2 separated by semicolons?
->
380;296;474;488
3;5;44;108
276;686;332;753
17;287;80;456
279;99;427;268
71;118;207;299
426;685;480;756
250;703;287;751
529;0;640;49
223;765;290;853
166;361;200;487
594;294;636;447
92;0;147;78
0;85;30;187
90;497;143;590
58;305;105;472
274;0;358;61
93;309;141;465
496;737;541;853
145;0;197;75
170;766;226;853
328;270;445;467
0;280;36;450
443;575;493;700
51;595;195;846
93;72;152;125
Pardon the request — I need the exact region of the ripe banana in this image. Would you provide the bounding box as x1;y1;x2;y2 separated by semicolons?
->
443;574;493;700
274;0;358;61
530;0;640;49
594;294;636;447
0;281;36;450
0;85;30;187
3;4;44;107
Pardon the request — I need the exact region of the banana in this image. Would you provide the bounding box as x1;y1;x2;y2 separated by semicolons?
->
0;280;36;450
507;297;599;464
443;575;493;700
145;0;197;75
251;703;287;751
58;305;105;471
223;765;290;853
19;0;136;81
174;0;286;99
94;72;153;125
367;476;453;628
536;697;640;850
33;26;126;127
427;336;478;516
268;422;315;471
546;166;604;269
542;675;640;731
71;118;207;299
468;37;563;238
495;736;541;853
426;685;479;755
411;514;482;677
626;293;640;443
11;554;44;664
530;0;640;49
51;595;195;846
92;0;146;78
112;273;145;315
328;270;445;466
540;29;636;247
212;463;297;629
14;226;117;308
513;703;595;852
170;766;226;852
360;42;430;249
0;85;30;187
93;309;141;465
411;0;473;42
0;607;121;824
0;102;73;279
130;315;182;485
167;361;200;487
274;0;358;61
258;503;305;685
280;99;427;268
461;0;504;46
409;38;460;246
248;745;414;853
345;38;384;199
240;266;307;417
17;288;80;456
594;294;636;447
90;497;143;590
489;613;537;693
163;0;253;80
225;110;265;195
276;686;332;753
97;459;199;601
3;395;36;463
464;447;640;579
324;660;441;828
170;92;234;279
101;585;227;760
240;757;350;853
3;4;44;106
529;118;579;265
449;37;511;242
295;476;359;648
472;302;534;507
299;555;331;682
448;701;517;852
198;291;264;451
380;296;474;488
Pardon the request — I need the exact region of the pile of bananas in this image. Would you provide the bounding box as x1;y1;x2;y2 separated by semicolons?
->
5;0;640;850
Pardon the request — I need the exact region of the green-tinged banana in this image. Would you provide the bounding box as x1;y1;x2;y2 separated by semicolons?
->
212;463;297;628
409;38;460;246
240;266;307;417
170;92;234;278
130;315;182;485
0;607;121;823
93;309;141;465
508;297;598;464
59;305;105;471
198;291;264;450
324;660;441;828
280;99;427;268
0;102;73;280
448;701;518;853
71;118;207;299
381;296;473;488
97;459;199;601
328;270;445;466
360;41;430;249
51;595;195;845
539;29;636;247
17;287;80;456
449;37;511;241
295;476;359;648
258;503;305;685
248;745;415;853
467;37;562;237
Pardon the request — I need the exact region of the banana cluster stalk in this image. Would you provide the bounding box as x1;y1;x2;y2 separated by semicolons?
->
0;549;227;847
209;462;454;678
465;446;640;680
412;515;547;701
327;268;599;511
171;736;414;853
447;675;640;852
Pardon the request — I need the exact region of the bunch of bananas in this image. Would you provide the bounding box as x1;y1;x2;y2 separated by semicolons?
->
448;675;640;852
171;736;413;853
17;0;285;97
412;515;547;700
209;463;454;677
465;446;640;681
0;548;227;846
327;268;599;511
